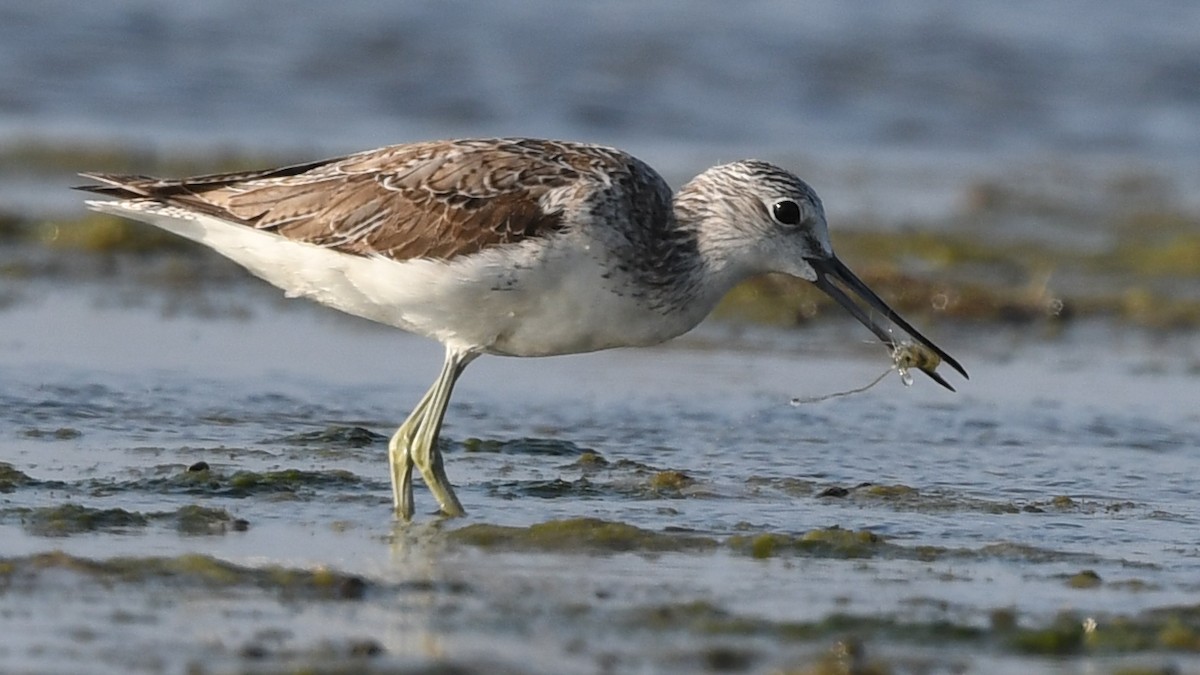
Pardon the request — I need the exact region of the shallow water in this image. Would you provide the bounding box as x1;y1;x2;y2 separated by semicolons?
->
2;3;1198;671
3;276;1200;674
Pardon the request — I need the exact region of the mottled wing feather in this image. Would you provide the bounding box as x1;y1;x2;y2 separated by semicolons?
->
78;139;632;262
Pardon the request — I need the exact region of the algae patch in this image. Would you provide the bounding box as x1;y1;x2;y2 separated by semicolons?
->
0;462;34;492
16;503;244;537
729;526;886;560
0;551;369;600
647;469;695;493
624;598;1200;660
1005;608;1200;655
172;504;241;535
725;527;1127;567
449;517;718;554
102;465;370;498
712;215;1200;329
21;427;82;440
1067;569;1103;589
270;425;386;448
226;468;362;493
24;504;150;536
627;601;984;646
491;457;704;502
488;477;607;500
460;437;589;456
40;213;196;254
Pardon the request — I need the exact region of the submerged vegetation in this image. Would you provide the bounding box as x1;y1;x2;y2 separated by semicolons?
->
448;516;719;553
0;550;368;600
11;503;243;537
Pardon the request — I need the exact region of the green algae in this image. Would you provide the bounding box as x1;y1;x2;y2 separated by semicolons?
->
448;517;718;554
567;450;610;469
447;512;1123;568
627;601;984;648
714;265;1057;327
739;533;787;559
710;216;1200;329
460;437;587;456
39;213;197;254
634;600;761;635
1007;608;1200;656
973;541;1103;565
0;551;369;600
748;476;820;498
102;465;370;498
860;484;918;498
729;526;887;560
21;426;82;439
1009;613;1087;655
724;523;1108;564
647;469;695;493
2;139;291;177
1051;495;1076;509
1156;619;1200;650
233;636;385;665
1067;569;1104;589
624;598;1200;661
24;504;150;536
271;425;387;448
16;503;244;537
0;462;34;492
488;461;704;501
777;639;892;675
489;477;607;500
226;468;362;492
172;504;239;535
823;481;1019;514
724;526;1127;567
1110;579;1160;593
753;477;1042;516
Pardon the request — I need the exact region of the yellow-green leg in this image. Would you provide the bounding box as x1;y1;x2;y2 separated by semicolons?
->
389;347;477;520
388;391;429;519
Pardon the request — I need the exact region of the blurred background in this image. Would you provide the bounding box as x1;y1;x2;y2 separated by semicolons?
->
2;0;1199;329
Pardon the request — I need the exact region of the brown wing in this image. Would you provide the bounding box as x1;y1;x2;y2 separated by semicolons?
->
78;138;637;261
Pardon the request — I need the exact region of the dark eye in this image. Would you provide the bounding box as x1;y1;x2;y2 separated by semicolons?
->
772;200;801;226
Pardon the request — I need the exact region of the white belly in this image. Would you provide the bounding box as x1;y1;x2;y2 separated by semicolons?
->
87;201;713;357
349;236;711;357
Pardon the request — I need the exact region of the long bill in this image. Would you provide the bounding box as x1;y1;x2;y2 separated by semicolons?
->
807;256;968;391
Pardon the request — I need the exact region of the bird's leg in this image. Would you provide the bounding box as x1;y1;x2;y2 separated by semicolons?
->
389;386;436;520
388;347;477;519
407;347;476;518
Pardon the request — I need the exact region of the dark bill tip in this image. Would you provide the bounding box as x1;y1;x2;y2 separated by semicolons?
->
808;256;968;389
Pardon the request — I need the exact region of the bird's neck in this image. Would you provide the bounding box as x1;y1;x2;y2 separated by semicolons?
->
655;211;761;323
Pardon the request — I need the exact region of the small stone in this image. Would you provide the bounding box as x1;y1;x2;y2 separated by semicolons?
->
817;486;849;498
347;639;383;657
339;576;367;600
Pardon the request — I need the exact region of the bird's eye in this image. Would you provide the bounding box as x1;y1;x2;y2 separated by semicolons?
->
772;200;802;226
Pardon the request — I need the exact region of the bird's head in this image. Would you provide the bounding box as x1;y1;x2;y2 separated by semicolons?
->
677;160;968;389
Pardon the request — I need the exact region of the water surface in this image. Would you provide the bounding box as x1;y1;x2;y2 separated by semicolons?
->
3;278;1199;673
